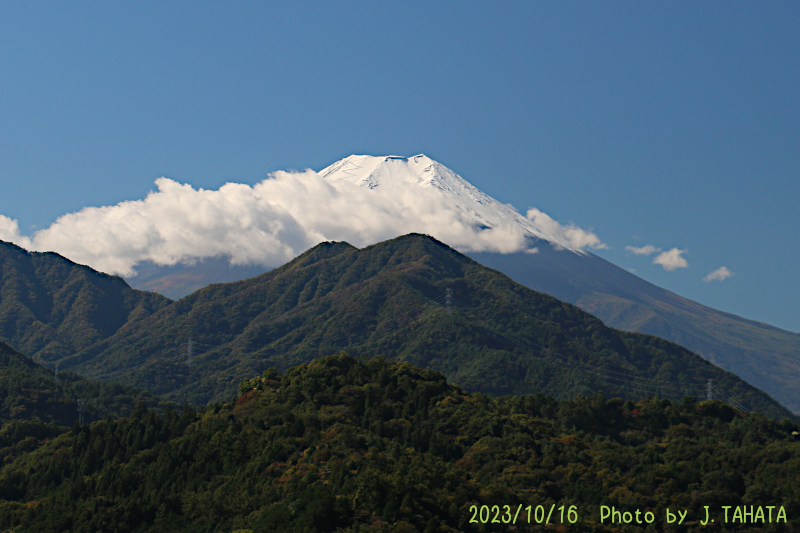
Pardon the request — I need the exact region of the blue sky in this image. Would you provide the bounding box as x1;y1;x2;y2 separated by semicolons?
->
1;2;798;332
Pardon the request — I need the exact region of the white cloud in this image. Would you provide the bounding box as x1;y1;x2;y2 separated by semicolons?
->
27;177;314;276
3;170;600;276
703;266;733;282
653;248;689;271
525;208;607;251
0;215;32;249
625;244;661;256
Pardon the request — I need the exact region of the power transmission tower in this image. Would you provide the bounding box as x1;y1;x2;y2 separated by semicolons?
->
706;379;713;401
54;362;59;379
186;337;193;367
77;399;86;426
446;288;453;315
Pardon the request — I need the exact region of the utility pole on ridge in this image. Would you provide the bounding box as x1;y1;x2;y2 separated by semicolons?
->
77;399;86;426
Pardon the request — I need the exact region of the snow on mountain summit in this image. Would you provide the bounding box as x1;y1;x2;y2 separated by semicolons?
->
319;154;586;253
3;152;602;279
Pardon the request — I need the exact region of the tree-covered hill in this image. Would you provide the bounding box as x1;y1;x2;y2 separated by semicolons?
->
0;340;163;465
0;340;161;426
0;240;171;362
0;354;797;532
60;234;793;420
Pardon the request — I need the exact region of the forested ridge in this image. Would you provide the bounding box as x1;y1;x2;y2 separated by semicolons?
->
0;340;163;466
469;245;800;415
0;240;170;362
0;353;797;532
48;234;794;420
1;235;797;532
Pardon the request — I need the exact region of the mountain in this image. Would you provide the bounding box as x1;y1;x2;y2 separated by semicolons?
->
322;155;800;415
319;154;574;248
1;353;798;532
60;234;792;420
0;240;171;363
127;154;800;414
468;247;800;415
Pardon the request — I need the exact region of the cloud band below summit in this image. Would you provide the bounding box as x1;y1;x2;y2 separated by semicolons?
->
0;165;605;277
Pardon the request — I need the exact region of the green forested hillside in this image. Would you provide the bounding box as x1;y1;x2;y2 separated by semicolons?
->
0;340;163;465
0;354;796;532
0;240;170;362
59;235;793;420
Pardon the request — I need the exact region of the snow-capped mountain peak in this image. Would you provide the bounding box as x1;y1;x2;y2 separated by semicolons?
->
318;154;585;252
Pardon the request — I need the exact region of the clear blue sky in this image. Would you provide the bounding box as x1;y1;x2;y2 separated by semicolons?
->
1;1;798;332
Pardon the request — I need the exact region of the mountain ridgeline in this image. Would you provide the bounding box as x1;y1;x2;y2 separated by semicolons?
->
23;233;786;420
0;240;170;362
115;153;800;417
470;246;800;415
